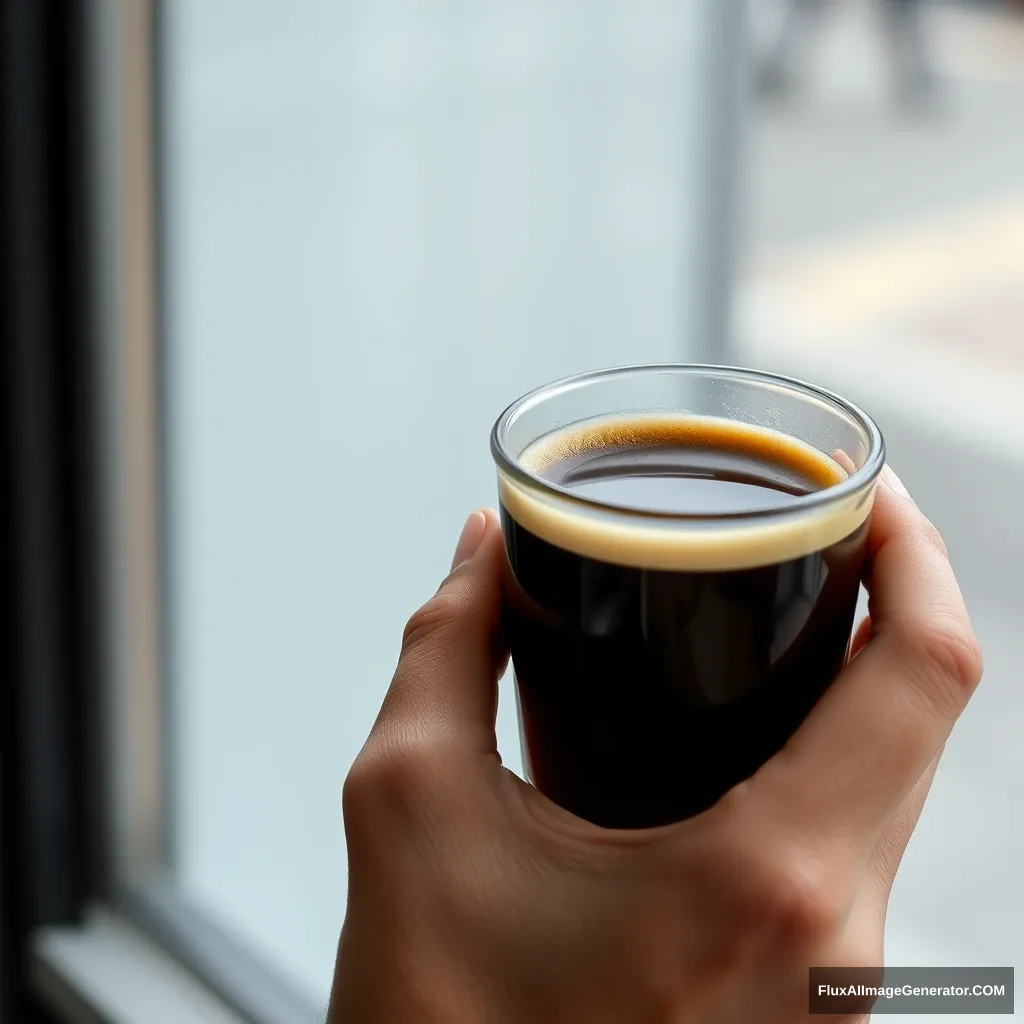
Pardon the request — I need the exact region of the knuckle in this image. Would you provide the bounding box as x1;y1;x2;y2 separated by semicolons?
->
710;794;848;951
904;619;984;701
342;736;442;828
744;852;843;950
765;874;838;948
401;590;460;653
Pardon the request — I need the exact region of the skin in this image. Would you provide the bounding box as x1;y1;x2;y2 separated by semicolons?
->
328;467;982;1024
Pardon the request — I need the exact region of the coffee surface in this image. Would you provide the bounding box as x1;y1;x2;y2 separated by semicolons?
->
529;416;843;516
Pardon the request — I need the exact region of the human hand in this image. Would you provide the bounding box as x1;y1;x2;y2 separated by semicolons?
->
328;468;982;1024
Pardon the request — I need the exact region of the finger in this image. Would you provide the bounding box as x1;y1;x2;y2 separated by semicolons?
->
756;467;982;839
868;747;943;901
372;508;508;756
833;450;857;477
839;747;944;965
848;615;872;662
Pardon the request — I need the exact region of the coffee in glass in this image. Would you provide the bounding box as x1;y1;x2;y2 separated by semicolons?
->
491;366;884;829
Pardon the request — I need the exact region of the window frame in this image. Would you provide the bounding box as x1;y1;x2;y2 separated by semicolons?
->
26;1;324;1021
3;0;97;1019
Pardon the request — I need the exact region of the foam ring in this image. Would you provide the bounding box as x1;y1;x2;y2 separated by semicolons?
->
500;415;875;572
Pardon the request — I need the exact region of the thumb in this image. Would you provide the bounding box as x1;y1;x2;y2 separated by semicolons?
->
373;509;507;757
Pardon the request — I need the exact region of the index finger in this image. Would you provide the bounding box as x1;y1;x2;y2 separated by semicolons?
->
754;467;983;841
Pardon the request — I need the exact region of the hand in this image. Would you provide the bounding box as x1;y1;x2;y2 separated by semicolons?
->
328;469;982;1024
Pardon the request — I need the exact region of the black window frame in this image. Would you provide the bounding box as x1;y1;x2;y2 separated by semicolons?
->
2;1;101;1020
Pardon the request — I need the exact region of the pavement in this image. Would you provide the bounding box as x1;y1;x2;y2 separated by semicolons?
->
737;0;1024;1008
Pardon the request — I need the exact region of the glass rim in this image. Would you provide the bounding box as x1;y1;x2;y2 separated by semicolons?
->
490;363;886;524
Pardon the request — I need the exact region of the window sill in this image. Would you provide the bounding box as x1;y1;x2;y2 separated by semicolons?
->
31;908;249;1024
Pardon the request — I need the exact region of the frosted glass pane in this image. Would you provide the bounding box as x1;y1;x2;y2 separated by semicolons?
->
163;0;717;1003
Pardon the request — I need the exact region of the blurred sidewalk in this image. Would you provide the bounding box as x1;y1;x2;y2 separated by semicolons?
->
739;0;1024;459
736;0;1024;995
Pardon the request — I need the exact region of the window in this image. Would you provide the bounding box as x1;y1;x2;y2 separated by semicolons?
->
14;2;1014;1020
7;2;743;1020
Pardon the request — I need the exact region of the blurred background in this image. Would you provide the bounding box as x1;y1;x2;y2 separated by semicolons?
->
3;1;1022;1021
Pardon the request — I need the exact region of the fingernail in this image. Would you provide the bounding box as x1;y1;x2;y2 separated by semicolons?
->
451;510;487;570
882;465;911;499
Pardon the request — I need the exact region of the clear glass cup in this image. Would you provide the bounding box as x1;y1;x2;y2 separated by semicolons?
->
491;364;885;829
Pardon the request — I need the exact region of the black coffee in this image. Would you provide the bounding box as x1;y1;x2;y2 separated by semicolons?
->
500;416;868;829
